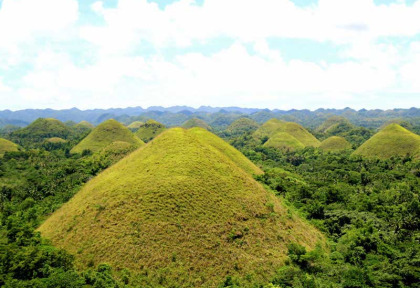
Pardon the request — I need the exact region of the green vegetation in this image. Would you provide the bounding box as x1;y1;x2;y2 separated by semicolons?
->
319;136;352;152
263;132;305;152
0;138;18;157
126;121;144;131
9;118;73;147
181;117;212;130
39;128;323;287
71;119;144;154
316;116;353;134
254;119;320;147
225;117;259;136
353;123;420;159
135;119;166;142
46;137;67;144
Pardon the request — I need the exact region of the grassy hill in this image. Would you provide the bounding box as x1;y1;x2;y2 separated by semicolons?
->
353;124;420;159
263;132;305;151
319;136;352;152
71;119;144;154
0;138;18;157
10;118;73;146
225;118;259;136
316;116;353;134
45;137;67;144
181;117;212;130
135;119;166;142
127;121;144;131
39;128;324;287
75;121;94;130
254;119;320;147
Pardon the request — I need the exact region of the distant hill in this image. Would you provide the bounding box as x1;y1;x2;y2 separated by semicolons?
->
316;116;353;135
39;128;323;287
263;132;305;151
353;124;420;159
0;138;18;157
126;121;144;131
319;136;352;152
225;118;259;136
254;119;320;147
9;118;73;146
71;119;143;154
45;137;67;144
181;117;212;130
135;119;166;142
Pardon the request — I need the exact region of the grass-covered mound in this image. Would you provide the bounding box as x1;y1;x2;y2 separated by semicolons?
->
39;128;323;287
11;118;73;146
353;124;420;159
127;121;144;131
263;132;305;151
254;119;320;147
0;138;18;157
71;119;144;154
316;116;353;134
319;136;352;152
135;119;166;142
225;118;259;136
181;117;212;130
46;137;67;144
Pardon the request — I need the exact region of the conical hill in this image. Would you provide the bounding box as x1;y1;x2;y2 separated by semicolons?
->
11;118;73;144
0;138;18;157
319;136;352;152
353;124;420;159
263;132;305;151
127;121;144;131
39;128;323;287
181;117;212;130
226;118;259;136
135;119;166;142
71;119;144;154
254;119;320;147
316;116;353;134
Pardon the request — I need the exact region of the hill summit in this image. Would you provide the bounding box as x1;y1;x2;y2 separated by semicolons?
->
39;128;323;287
254;119;320;147
0;138;18;157
181;117;212;130
135;119;166;142
226;118;259;136
71;119;143;154
319;136;352;152
353;124;420;159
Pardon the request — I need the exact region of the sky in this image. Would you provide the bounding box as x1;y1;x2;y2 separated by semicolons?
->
0;0;420;111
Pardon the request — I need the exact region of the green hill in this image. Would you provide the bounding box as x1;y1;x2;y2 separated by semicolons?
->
181;117;212;130
225;118;259;136
254;119;320;147
45;137;67;144
319;136;352;152
71;119;144;154
316;116;353;134
127;121;144;131
0;138;18;157
263;132;305;151
135;119;166;142
11;118;73;145
75;121;94;130
353;124;420;159
39;128;323;287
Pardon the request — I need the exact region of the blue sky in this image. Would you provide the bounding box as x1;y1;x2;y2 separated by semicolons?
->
0;0;419;110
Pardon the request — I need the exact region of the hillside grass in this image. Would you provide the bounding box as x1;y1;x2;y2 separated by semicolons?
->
316;116;353;134
135;119;166;142
71;119;144;154
263;132;305;151
319;136;352;152
0;138;18;157
39;128;324;287
353;123;420;159
181;117;212;130
225;118;259;135
254;119;320;147
46;137;67;143
127;121;144;131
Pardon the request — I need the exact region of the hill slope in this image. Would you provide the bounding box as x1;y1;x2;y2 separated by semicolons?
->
226;118;259;136
181;117;212;130
71;119;143;154
263;132;305;151
127;121;144;131
254;119;320;147
353;124;420;159
0;138;18;157
316;116;353;134
319;136;352;152
39;128;323;287
135;119;166;142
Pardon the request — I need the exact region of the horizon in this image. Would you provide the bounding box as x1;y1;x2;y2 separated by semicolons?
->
1;0;420;110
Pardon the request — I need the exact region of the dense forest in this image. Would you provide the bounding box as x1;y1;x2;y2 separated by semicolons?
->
0;114;419;287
